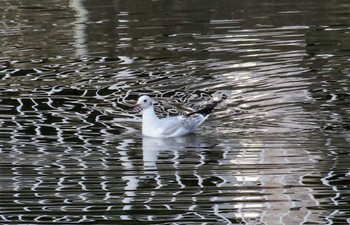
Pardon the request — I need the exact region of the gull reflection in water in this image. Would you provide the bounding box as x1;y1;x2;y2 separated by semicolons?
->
142;134;209;169
121;134;214;220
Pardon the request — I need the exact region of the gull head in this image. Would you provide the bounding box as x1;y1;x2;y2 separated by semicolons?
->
134;95;154;109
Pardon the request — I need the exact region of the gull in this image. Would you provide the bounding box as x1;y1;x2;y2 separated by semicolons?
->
133;95;221;138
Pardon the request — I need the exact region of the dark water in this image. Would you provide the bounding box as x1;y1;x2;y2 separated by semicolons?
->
1;0;350;224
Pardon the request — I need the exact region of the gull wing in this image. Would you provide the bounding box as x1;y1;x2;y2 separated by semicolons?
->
159;114;207;137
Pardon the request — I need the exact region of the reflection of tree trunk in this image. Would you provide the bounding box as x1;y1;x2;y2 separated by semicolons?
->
70;0;89;58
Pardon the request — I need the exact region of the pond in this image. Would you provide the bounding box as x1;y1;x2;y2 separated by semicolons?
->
0;0;349;224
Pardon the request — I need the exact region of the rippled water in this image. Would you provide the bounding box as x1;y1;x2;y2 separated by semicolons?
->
1;0;350;224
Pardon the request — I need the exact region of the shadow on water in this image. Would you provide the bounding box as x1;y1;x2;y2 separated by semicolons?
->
0;0;350;224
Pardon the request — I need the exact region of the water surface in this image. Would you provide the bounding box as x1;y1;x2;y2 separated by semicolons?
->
0;0;349;224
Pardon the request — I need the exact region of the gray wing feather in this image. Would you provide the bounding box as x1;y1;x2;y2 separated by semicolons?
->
160;114;205;136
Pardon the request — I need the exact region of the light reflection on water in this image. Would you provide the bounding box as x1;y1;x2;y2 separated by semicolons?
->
1;134;340;224
1;0;350;224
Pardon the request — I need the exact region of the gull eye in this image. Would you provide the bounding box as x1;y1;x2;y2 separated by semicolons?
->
143;99;147;103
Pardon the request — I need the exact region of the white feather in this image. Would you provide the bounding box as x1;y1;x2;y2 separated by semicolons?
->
134;95;217;138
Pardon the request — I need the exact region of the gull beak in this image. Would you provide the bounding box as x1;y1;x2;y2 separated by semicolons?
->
133;103;140;108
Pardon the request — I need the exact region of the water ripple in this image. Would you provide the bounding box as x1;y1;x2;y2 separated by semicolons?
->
1;1;350;224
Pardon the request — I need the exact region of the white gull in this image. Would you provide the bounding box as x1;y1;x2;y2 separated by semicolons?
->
133;95;221;138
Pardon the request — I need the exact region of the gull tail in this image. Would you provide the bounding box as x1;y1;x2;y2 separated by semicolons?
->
186;99;223;117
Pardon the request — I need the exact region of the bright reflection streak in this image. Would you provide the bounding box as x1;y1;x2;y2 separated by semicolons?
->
70;0;89;57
